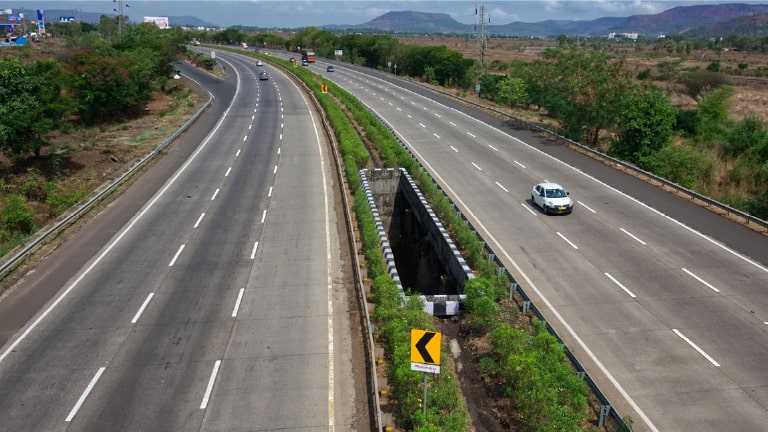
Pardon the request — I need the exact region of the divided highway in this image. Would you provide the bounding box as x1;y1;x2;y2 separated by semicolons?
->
0;52;364;431
306;58;768;431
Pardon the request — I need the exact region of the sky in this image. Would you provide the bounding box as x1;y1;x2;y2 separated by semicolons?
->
2;0;767;28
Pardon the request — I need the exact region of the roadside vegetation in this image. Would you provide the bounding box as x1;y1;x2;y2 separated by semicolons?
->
192;26;768;221
3;15;766;430
240;43;619;430
0;22;191;256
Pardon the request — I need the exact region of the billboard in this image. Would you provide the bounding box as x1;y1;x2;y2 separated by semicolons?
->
36;9;46;34
144;16;169;29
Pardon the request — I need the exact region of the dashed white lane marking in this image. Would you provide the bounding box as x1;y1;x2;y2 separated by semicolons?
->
200;360;222;409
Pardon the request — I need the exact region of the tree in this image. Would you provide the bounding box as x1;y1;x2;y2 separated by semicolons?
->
528;49;634;146
678;69;729;101
495;76;529;108
727;117;768;157
66;50;145;125
696;86;734;143
610;85;676;165
0;59;71;158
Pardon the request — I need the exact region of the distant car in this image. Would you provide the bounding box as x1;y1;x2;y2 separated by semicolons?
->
259;71;268;80
301;59;309;66
531;182;573;215
256;60;263;66
326;65;335;72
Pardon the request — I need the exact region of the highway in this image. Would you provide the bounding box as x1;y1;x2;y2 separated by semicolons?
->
306;58;768;431
0;52;365;431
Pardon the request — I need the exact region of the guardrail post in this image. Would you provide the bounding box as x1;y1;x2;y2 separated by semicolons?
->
498;266;506;275
598;405;611;427
509;282;518;299
522;300;531;314
488;253;495;262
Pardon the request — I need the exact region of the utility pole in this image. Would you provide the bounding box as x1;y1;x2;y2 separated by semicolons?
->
474;2;489;96
113;0;126;37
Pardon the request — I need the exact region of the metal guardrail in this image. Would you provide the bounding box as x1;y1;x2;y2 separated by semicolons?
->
362;102;632;430
0;81;214;279
400;75;768;233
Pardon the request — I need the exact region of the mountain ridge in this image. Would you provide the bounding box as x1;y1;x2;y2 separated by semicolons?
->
323;4;768;37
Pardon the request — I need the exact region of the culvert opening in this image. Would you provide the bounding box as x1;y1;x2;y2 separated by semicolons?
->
361;168;472;316
389;193;458;296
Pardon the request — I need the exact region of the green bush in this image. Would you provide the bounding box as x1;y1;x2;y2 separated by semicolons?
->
1;194;36;234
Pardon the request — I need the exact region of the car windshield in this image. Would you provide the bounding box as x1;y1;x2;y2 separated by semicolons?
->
545;188;566;198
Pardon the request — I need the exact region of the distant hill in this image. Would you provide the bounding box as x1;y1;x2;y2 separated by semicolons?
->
325;3;768;37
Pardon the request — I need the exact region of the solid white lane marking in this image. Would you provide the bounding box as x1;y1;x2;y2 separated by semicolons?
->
495;182;509;193
0;59;239;365
673;329;720;367
250;241;259;259
620;228;646;245
200;360;222;409
377;113;660;429
232;288;245;317
194;213;205;228
682;268;720;293
131;293;155;324
605;272;636;298
556;232;578;250
66;367;106;422
168;244;185;266
296;88;336;430
577;201;596;213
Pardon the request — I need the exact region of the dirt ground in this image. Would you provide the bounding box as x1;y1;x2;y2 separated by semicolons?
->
396;35;768;122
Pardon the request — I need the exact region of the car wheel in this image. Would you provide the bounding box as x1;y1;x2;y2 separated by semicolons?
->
531;194;536;207
543;205;548;215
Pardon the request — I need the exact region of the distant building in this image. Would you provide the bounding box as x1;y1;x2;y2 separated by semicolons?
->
608;32;640;40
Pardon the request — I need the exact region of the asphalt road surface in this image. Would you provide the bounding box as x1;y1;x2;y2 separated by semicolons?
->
309;57;768;432
0;51;364;431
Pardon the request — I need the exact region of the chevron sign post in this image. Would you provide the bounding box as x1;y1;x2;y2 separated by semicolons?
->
410;329;441;373
410;329;441;416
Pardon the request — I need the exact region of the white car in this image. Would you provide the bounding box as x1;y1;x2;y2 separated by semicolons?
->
531;182;573;215
256;60;263;66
